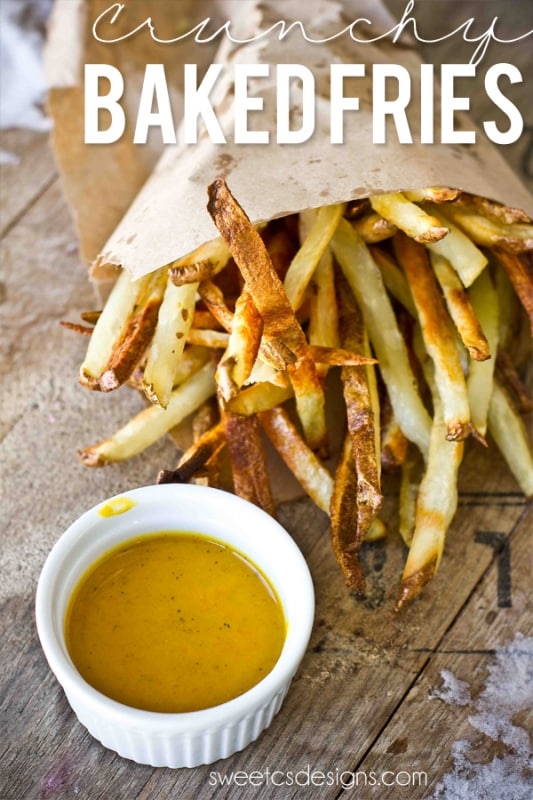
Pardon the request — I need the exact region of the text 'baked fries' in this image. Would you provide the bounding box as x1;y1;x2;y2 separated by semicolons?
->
67;182;533;609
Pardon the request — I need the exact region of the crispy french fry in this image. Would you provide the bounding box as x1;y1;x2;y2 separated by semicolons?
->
186;329;230;349
330;434;366;594
394;232;471;441
79;268;161;389
142;278;198;408
331;219;431;457
207;178;327;452
398;446;424;547
60;320;93;336
488;380;533;498
352;212;397;243
99;268;168;392
396;372;464;609
370;192;449;243
337;273;383;540
404;187;460;204
78;361;216;466
226;382;293;415
423;206;488;287
217;286;263;402
370;245;416;316
198;279;235;332
440;205;533;253
157;421;225;484
168;237;231;285
429;252;490;361
259;406;334;514
466;269;499;437
283;204;345;310
223;411;275;516
308;247;339;379
496;351;533;413
492;248;533;336
452;193;531;225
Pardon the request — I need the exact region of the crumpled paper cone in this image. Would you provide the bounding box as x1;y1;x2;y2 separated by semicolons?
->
44;0;221;287
77;0;532;282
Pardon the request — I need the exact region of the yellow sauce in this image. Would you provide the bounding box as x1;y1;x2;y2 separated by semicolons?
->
98;497;136;517
65;532;285;713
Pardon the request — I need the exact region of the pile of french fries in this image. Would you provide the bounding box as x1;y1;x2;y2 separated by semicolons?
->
68;179;533;608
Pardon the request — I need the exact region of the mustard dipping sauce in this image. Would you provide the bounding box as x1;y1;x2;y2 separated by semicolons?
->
65;533;286;713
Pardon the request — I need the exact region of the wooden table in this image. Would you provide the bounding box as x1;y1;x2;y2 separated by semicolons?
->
1;4;532;796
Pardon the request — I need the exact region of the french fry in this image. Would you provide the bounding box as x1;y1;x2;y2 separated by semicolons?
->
331;219;431;457
452;192;531;225
337;272;383;541
487;380;533;498
491;248;533;336
223;411;276;516
466;269;499;437
142;278;198;408
217;286;263;402
352;212;397;243
186;329;230;349
496;351;533;413
370;192;449;243
283;203;345;310
440;205;533;253
429;252;490;361
396;364;464;609
259;406;334;514
226;382;293;415
330;434;366;594
404;187;460;204
198;279;235;332
308;247;340;379
394;232;471;441
370;245;416;316
168;237;231;285
157;421;225;484
78;361;216;466
99;268;168;392
207;178;327;452
398;446;424;547
79;268;161;389
423;209;488;288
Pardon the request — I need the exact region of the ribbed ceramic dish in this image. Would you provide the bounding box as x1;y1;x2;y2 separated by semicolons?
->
35;483;315;768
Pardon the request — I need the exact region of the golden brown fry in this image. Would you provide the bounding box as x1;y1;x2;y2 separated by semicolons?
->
488;380;533;498
452;192;531;224
370;246;416;316
381;413;409;469
223;411;276;516
466;269;499;437
404;187;460;204
283;203;344;310
186;329;230;349
429;252;490;361
60;320;93;336
207;178;327;452
198;280;235;332
330;434;366;594
440;205;533;253
394;232;471;441
331;220;431;457
142;278;198;408
78;361;217;466
307;345;376;367
79;268;156;389
396;384;464;609
352;212;397;243
99;269;167;392
423;206;488;287
259;406;334;514
398;446;424;547
337;273;383;541
492;248;533;336
157;421;225;484
168;237;231;286
226;382;293;415
80;310;101;325
496;351;533;413
370;192;449;243
217;286;263;403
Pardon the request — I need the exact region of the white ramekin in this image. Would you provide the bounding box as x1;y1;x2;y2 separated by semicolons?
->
35;483;314;768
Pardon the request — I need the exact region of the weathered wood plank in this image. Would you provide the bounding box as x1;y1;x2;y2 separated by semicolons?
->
0;130;57;238
353;504;532;799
